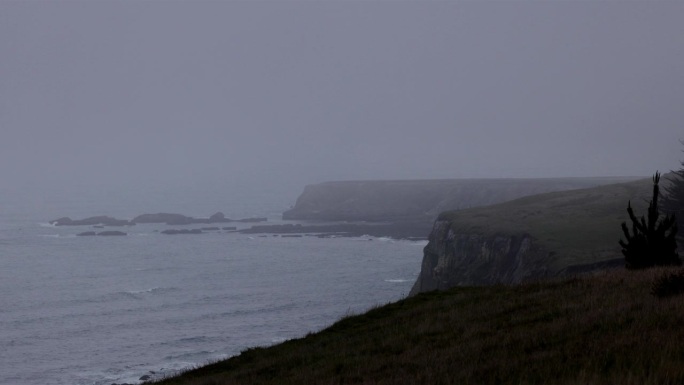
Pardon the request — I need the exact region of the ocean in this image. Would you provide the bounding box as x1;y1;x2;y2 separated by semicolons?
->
0;182;426;385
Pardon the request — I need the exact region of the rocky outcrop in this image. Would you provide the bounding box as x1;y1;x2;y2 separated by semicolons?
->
161;229;203;235
131;212;266;225
97;230;127;236
409;178;653;295
409;221;551;294
77;230;127;236
52;212;267;227
51;216;132;226
132;213;194;225
282;177;640;222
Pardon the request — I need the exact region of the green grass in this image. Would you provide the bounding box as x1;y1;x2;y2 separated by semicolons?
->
151;267;684;385
438;177;653;269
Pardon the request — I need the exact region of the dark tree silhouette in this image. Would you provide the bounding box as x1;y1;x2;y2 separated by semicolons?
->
661;140;684;239
620;172;680;269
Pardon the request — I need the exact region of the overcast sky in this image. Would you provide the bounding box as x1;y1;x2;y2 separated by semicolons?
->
2;0;683;195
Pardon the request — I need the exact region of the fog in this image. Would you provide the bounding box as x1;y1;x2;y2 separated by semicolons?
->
2;1;683;198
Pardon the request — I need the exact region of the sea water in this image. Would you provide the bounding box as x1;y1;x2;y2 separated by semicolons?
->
0;183;426;385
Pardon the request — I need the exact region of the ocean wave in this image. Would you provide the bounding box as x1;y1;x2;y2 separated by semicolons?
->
178;336;213;344
124;287;177;295
384;279;411;283
38;222;57;228
163;350;216;361
375;237;395;242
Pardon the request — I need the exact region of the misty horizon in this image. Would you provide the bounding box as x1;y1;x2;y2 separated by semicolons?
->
2;1;683;199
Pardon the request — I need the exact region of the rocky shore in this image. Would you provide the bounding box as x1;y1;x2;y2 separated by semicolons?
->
50;212;267;227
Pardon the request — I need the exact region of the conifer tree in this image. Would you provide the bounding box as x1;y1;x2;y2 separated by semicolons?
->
661;140;684;239
620;172;680;269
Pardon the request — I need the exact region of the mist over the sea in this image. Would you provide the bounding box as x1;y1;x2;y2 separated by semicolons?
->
2;1;683;201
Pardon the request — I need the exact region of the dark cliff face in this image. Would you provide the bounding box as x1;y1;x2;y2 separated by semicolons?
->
409;221;552;295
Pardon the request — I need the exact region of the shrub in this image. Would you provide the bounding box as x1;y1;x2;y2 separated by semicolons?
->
651;270;684;298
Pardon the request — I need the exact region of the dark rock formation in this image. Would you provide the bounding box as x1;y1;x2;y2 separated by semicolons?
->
50;216;132;226
161;229;203;235
409;221;551;295
51;212;264;229
131;212;265;225
234;217;268;223
132;213;194;225
98;231;127;236
222;226;238;231
77;230;127;236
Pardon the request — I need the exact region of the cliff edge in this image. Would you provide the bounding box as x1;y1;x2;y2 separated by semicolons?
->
410;177;652;294
282;177;640;222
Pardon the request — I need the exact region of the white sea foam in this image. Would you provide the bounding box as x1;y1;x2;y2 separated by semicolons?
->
384;279;411;283
376;237;394;242
126;287;175;295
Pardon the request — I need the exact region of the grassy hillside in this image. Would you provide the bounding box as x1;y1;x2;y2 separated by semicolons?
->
438;177;653;271
152;267;684;385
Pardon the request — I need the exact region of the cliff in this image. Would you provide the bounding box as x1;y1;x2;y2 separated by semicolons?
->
410;177;652;294
282;177;640;222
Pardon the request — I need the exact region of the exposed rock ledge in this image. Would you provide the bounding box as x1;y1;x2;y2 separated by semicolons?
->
409;177;652;295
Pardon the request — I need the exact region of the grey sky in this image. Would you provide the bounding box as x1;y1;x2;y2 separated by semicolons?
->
1;1;683;194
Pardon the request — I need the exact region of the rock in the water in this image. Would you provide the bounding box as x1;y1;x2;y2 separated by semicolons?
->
209;212;226;221
201;227;220;231
235;217;267;223
161;229;203;235
97;231;127;236
222;226;237;231
132;213;193;225
139;375;151;381
50;216;131;226
77;231;97;236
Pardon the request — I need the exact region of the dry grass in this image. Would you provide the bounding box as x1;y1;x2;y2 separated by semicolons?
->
151;267;684;385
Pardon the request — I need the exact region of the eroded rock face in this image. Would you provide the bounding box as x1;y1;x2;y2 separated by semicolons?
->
409;221;551;295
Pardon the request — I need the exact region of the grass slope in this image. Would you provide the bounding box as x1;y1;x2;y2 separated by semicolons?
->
438;177;653;270
153;267;684;385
